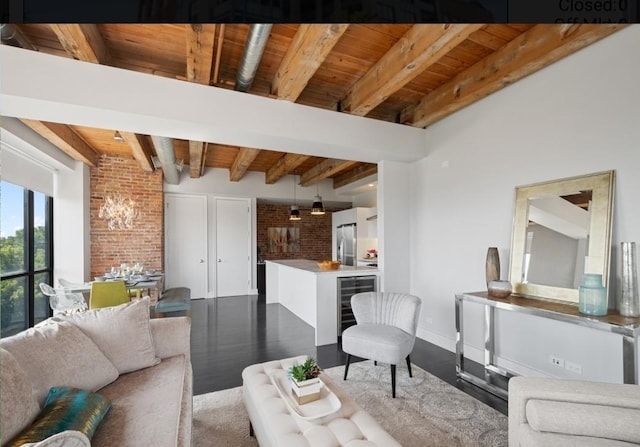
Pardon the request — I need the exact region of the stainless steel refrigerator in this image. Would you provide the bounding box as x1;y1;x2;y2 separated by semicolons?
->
336;223;357;266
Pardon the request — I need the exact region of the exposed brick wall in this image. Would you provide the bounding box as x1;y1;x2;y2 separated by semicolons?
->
90;154;164;278
257;203;350;262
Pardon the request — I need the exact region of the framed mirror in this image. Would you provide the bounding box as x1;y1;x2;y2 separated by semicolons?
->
508;170;615;303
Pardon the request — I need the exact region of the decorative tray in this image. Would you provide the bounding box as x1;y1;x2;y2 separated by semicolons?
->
268;370;341;420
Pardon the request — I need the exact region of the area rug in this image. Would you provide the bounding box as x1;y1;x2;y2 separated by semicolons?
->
192;361;508;446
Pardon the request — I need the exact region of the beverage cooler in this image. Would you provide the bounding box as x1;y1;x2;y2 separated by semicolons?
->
337;275;377;336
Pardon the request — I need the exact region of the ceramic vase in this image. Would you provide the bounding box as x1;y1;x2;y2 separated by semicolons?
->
488;280;512;298
485;247;500;287
619;242;639;317
579;273;607;316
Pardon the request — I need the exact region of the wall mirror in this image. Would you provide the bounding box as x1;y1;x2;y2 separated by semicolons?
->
508;170;615;303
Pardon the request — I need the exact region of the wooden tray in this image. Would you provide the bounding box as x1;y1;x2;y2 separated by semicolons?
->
268;370;341;420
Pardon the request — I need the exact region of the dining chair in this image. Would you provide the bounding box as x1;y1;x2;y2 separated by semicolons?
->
39;283;88;315
342;291;422;398
89;281;130;309
58;278;89;289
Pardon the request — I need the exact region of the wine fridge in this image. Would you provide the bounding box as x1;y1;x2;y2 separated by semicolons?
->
337;275;377;336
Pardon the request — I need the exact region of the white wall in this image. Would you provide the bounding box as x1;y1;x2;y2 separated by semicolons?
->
410;26;640;382
54;162;91;283
379;160;411;293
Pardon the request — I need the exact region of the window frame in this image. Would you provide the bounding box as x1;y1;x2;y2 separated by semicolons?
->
0;185;54;334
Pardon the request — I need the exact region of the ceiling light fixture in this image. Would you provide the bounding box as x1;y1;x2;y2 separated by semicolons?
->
113;130;124;142
311;183;325;215
98;192;138;231
290;175;301;221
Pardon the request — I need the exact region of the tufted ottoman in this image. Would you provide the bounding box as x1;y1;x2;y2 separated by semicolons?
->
242;355;401;447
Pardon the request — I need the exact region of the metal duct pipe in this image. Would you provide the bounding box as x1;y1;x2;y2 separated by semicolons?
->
150;135;180;185
0;24;36;50
235;24;272;92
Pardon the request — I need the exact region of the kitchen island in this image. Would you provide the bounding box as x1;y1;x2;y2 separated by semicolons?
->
265;259;379;346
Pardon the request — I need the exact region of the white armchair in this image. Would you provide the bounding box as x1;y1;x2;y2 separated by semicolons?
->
508;376;640;446
341;291;421;398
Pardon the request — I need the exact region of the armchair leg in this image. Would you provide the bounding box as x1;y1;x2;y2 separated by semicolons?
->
391;364;396;398
344;353;351;380
406;355;413;378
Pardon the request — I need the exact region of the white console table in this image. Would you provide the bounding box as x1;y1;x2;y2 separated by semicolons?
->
455;291;640;399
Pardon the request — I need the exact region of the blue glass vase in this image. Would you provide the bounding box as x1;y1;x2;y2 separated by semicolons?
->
579;273;607;316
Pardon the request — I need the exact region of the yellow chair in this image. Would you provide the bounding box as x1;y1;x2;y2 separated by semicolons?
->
89;281;130;309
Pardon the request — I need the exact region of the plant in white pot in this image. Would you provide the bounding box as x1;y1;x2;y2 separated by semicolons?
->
288;357;322;405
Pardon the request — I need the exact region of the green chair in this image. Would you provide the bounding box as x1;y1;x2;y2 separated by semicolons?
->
89;281;130;309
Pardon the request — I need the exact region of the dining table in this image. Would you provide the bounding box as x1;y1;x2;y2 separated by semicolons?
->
65;274;165;299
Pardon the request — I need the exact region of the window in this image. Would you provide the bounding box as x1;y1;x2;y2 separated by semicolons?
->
1;181;53;337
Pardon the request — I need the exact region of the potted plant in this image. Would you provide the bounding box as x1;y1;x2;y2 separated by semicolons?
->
287;357;322;405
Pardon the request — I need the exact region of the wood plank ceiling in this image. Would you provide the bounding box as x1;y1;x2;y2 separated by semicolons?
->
1;23;626;188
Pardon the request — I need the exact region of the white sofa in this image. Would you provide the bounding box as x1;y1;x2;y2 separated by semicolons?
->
1;297;192;447
508;376;640;446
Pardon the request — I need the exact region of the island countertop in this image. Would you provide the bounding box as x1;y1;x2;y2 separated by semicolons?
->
265;259;378;274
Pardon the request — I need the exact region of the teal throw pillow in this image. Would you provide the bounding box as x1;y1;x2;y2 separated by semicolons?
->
6;387;111;446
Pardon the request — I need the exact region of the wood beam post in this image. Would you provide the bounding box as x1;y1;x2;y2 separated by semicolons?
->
272;24;349;101
265;153;310;184
20;119;100;166
342;24;483;116
120;131;155;173
401;24;626;128
299;159;358;187
229;147;261;181
49;24;111;64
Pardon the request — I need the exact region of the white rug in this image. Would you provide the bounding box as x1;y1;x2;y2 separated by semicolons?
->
192;361;508;446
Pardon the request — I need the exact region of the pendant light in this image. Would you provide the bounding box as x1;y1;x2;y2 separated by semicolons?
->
289;175;301;221
311;183;325;215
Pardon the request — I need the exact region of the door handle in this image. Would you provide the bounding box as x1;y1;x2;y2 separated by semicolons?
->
200;259;205;263
217;259;222;263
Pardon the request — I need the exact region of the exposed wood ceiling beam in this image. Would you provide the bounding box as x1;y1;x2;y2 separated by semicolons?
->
265;153;310;184
299;159;359;187
272;24;349;101
333;163;378;189
120;131;155;173
401;23;626;128
229;147;261;181
185;24;216;85
342;24;484;116
20;119;100;166
185;25;215;179
189;141;207;178
212;24;225;85
49;24;111;64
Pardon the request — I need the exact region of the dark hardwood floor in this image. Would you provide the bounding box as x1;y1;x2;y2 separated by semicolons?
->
187;295;508;415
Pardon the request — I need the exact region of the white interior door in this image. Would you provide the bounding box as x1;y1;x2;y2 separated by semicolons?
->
216;198;250;297
165;194;207;299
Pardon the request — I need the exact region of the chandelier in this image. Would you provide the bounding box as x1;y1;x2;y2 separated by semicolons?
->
98;193;139;230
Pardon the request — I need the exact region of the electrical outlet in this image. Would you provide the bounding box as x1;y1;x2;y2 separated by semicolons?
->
565;361;582;375
549;355;564;367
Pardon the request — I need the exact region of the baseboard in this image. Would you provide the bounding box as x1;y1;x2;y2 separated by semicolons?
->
415;327;484;365
416;327;552;377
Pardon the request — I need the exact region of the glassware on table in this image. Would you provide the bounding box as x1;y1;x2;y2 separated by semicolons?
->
110;266;120;278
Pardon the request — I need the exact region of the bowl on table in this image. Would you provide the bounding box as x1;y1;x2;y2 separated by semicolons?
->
94;276;106;282
317;260;341;271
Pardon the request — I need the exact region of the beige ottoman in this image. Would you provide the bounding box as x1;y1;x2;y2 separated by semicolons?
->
242;355;401;447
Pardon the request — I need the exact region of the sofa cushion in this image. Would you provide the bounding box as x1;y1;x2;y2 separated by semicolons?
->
1;320;119;406
91;354;187;447
0;348;41;444
55;296;160;374
23;430;91;447
526;399;640;443
6;387;111;446
518;423;638;447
